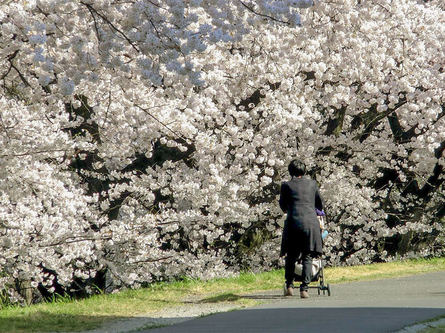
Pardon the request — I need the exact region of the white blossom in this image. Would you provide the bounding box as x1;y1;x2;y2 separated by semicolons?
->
0;0;444;304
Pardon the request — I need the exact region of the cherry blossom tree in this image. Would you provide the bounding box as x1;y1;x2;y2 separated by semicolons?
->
0;0;443;303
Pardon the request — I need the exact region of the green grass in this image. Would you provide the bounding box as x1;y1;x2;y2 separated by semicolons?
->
417;314;445;332
419;322;445;332
420;326;445;333
1;257;445;332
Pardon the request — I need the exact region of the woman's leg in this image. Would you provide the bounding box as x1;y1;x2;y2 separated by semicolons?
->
285;251;298;288
300;252;313;291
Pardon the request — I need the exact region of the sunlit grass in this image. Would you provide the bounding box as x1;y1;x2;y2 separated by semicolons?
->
326;257;445;283
1;257;444;332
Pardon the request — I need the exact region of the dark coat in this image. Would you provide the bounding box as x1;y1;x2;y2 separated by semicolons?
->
279;176;324;257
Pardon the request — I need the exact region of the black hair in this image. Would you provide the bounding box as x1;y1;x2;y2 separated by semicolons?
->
288;159;306;177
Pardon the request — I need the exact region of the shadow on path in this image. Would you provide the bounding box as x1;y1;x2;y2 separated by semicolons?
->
145;307;445;333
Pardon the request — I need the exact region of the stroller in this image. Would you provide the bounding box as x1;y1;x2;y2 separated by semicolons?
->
293;256;331;296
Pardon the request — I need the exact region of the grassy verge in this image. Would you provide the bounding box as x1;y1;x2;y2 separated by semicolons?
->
417;314;445;333
1;257;445;332
420;324;445;333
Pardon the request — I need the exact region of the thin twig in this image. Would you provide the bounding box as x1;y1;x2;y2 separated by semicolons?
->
134;104;185;140
40;235;112;247
80;1;140;53
129;256;173;264
238;0;289;25
85;3;102;44
0;63;12;81
0;148;69;158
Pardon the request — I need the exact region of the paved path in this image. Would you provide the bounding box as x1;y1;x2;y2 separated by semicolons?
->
145;271;445;333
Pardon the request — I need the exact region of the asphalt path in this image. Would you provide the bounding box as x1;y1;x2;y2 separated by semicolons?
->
145;271;445;333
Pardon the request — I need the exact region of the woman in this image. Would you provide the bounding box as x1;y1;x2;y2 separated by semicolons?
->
279;159;324;298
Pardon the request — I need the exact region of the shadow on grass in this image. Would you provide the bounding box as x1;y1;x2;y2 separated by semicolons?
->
199;293;242;303
0;312;189;333
181;290;297;304
0;312;111;332
431;292;445;296
148;293;245;304
239;294;290;300
198;292;297;303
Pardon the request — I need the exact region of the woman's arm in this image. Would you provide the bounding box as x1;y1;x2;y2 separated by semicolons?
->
315;186;323;211
279;182;289;213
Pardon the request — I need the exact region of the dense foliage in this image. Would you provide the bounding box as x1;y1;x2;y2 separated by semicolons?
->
0;0;443;304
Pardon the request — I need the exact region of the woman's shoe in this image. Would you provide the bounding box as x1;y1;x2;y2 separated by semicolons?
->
283;283;294;296
300;290;309;298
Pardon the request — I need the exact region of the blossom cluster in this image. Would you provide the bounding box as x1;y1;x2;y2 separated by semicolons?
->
0;0;444;303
